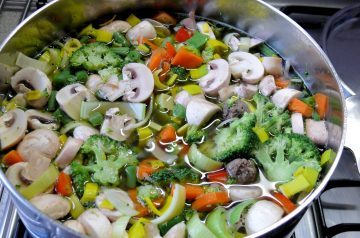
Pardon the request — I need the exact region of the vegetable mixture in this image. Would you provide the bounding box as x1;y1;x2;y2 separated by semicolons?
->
0;11;335;237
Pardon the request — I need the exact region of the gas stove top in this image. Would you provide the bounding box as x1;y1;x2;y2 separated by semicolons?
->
1;1;360;238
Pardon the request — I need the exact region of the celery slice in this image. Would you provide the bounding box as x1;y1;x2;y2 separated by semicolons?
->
80;101;146;121
188;144;223;172
206;207;234;238
68;194;85;219
279;174;310;198
19;164;59;199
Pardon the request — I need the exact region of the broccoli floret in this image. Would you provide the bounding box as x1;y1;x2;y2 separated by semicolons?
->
185;125;207;144
150;166;200;187
80;134;138;186
253;93;291;135
70;161;91;197
253;133;321;182
136;185;163;204
208;113;258;162
70;42;122;71
170;66;188;81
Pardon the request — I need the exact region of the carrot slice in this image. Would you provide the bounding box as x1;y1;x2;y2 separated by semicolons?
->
275;78;290;88
159;61;171;82
56;172;72;196
138;37;158;50
165;41;177;59
314;93;328;119
272;191;297;214
171;47;203;69
192;192;230;212
137;157;164;180
148;48;167;71
288;98;313;118
128;189;150;217
153;12;177;25
206;169;228;183
184;184;204;200
2;150;23;165
159;125;177;143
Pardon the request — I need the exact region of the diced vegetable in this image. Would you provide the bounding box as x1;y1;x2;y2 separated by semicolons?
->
20;164;59;199
192;191;230;212
206;169;228;183
186;31;209;49
87;111;104;127
158;215;184;236
279;174;310;198
56;172;72;196
148;48;167;71
137;157;165;180
188;144;223;172
321;149;336;166
80;182;99;203
252;126;269;143
171;47;203;69
175;27;192;42
159;125;177;143
104;188;139;216
68;194;85;219
137;127;153;147
2;150;23;165
187;213;217;238
275;78;290;88
112;216;131;238
206;207;233;238
16;52;53;74
126;14;141;26
272;191;296;214
182;84;203;95
129;218;146;238
314;93;328;119
128;189;150;217
190;64;208;79
288;98;313;118
184;184;204;200
126;166;137;188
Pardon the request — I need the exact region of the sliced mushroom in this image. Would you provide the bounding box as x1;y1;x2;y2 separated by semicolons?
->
55;137;83;169
25;109;59;130
78;208;112;238
291;113;304;135
245;200;284;235
234;83;258;99
86;74;103;93
56;83;96;120
73;126;99;141
259;75;276;96
271;88;302;109
163;221;186;238
5;162;28;187
218;85;236;101
96;75;125;102
0;108;27;150
228;52;265;84
223;33;241;51
186;98;220;126
199;59;231;96
21;155;51;182
121;63;154;102
17;129;60;162
11;67;52;108
95;193;122;222
30;194;70;219
175;90;193;108
63;220;86;235
100;108;135;142
100;20;131;33
262;57;283;76
126;21;157;45
305;119;328;146
197;21;216;39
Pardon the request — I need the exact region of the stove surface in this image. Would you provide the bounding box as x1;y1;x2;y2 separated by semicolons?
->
1;1;360;238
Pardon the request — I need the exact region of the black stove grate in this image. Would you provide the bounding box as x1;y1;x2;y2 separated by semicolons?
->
1;1;360;238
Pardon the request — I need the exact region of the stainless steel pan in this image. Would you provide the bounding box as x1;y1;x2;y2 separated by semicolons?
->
0;0;359;237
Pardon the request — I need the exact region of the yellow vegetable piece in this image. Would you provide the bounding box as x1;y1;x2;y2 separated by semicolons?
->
252;126;269;143
159;196;173;215
137;44;151;54
39;51;51;63
154;69;169;90
166;74;178;86
128;218;146;238
137;126;153;147
144;197;162;216
126;14;141;27
190;64;208;79
80;183;99;203
4;101;16;111
152;37;164;46
206;39;229;54
321;149;336;166
279;174;310;198
99;199;115;210
241;99;256;112
95;29;113;43
294;167;319;192
182;84;203;95
69;194;85;219
59;134;68;148
177;123;189;136
79;24;95;36
202;22;210;33
62;38;82;57
25;90;44;101
148;159;165;170
213;53;221;59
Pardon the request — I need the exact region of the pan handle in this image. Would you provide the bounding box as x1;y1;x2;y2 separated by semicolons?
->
341;81;360;174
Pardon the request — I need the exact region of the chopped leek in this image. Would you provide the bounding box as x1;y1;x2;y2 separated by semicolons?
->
156;93;174;111
187;213;217;238
80;101;146;121
95;29;113;42
19;164;59;199
25;90;44;101
112;216;131;238
62;38;82;57
59;134;68;147
166;74;178;86
16;52;53;74
205;39;229;54
190;64;208;79
99;199;115;210
279;174;310;198
188;144;223;172
176;123;189;136
154;70;169;90
125;166;137;188
126;14;141;27
80;182;99;203
68;194;85;219
252;126;269;143
137;126;153;147
321;149;336;166
182;84;203;95
151;184;186;224
148;121;162;131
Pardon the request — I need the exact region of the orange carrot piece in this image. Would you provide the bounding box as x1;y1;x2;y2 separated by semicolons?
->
159;125;177;143
314;93;328;119
171;47;203;69
138;37;158;50
128;189;149;217
153;12;177;25
272;191;297;214
159;61;171;82
2;150;23;165
191;192;230;212
288;98;313;118
275;78;290;88
178;144;190;158
56;172;72;196
184;184;204;200
148;48;167;71
165;41;177;59
137;157;163;180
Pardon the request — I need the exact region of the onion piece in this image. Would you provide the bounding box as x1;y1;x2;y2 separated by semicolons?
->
145;139;177;164
103;188;138;216
111;216;131;238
